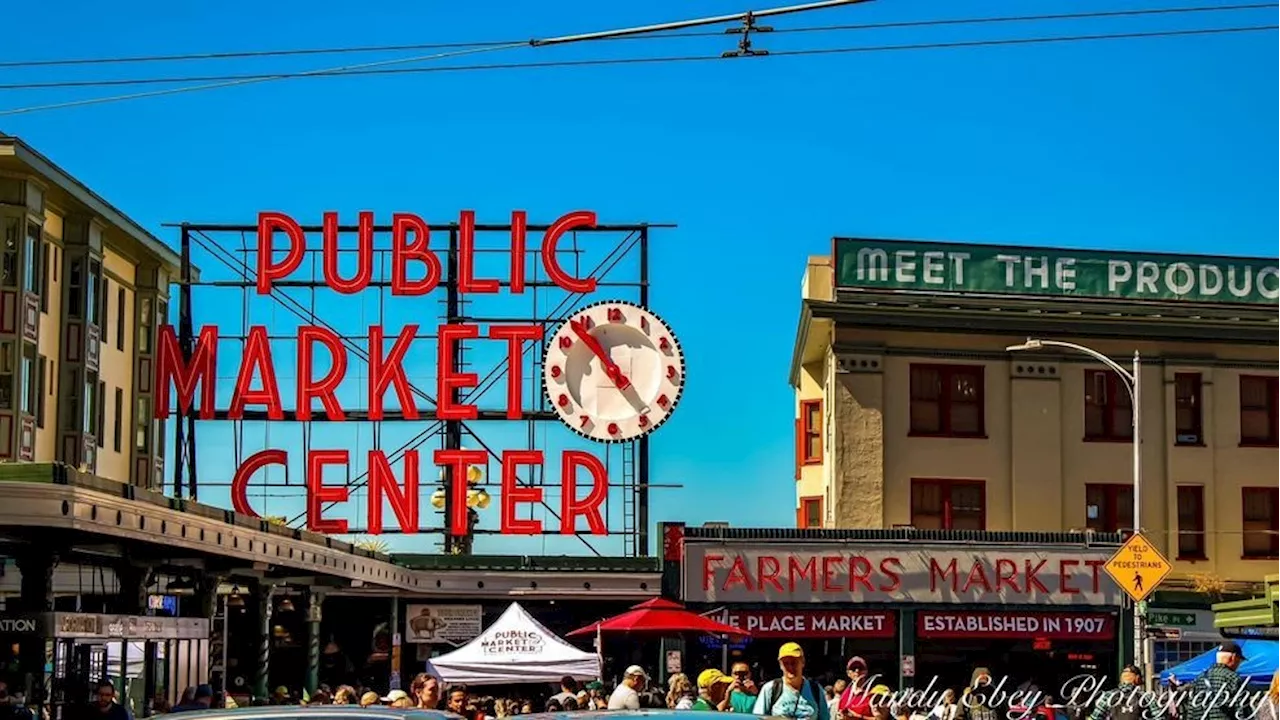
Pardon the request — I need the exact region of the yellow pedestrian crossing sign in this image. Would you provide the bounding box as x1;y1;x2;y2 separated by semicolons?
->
1104;532;1172;603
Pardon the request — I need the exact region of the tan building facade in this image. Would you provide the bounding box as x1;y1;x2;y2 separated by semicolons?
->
0;135;181;488
791;238;1278;586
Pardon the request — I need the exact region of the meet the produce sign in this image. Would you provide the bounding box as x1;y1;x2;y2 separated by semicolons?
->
835;238;1278;305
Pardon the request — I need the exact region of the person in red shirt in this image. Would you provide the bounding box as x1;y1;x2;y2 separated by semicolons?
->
838;657;876;720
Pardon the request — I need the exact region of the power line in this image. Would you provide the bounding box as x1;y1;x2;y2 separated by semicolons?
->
0;2;1271;69
0;0;866;117
0;25;1271;100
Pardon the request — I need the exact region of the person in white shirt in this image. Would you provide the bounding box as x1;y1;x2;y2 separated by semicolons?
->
753;643;830;720
609;666;648;710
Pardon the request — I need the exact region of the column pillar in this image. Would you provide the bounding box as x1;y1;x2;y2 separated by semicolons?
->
253;584;274;701
114;563;152;615
388;597;401;691
15;549;55;710
196;575;225;698
830;352;885;527
305;589;324;696
897;609;915;688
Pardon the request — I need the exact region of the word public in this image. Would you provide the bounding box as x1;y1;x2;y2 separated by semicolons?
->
155;210;611;537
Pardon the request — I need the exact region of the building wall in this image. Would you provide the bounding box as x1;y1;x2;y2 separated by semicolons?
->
97;246;136;483
34;207;65;461
793;261;1278;584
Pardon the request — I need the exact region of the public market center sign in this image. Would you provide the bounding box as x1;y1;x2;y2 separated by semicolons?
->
834;238;1278;305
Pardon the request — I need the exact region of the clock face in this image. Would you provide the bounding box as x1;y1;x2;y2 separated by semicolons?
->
543;300;685;443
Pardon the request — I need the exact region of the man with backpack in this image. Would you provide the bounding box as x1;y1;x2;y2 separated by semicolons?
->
752;643;831;720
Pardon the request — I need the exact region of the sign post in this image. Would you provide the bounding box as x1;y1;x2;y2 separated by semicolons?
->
1103;532;1172;688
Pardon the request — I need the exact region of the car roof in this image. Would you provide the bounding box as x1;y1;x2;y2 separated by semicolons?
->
173;707;461;719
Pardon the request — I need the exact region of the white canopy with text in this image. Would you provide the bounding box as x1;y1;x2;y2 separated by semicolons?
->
428;602;599;686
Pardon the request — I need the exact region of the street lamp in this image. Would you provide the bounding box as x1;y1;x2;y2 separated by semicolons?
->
1006;338;1145;678
430;459;490;554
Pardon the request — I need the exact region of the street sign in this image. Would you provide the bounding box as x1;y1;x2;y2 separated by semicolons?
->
1149;611;1197;627
1104;532;1172;603
1147;627;1182;640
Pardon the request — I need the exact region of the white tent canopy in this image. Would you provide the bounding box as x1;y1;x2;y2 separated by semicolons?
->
428;602;599;686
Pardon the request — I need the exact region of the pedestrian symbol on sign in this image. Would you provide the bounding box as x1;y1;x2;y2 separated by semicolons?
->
1133;572;1143;593
1103;532;1171;603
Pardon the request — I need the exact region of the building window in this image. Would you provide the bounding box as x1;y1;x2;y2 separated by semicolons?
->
136;396;151;453
1174;373;1203;445
909;364;984;437
102;277;111;337
113;387;123;452
798;496;823;529
910;479;985;531
35;354;46;429
1242;487;1279;559
39;241;50;313
96;380;106;448
1086;483;1133;534
138;296;154;354
1239;375;1278;446
798;399;822;466
116;287;126;351
1085;370;1133;441
1176;486;1206;559
19;345;35;416
1;217;18;288
87;261;101;327
22;222;38;295
0;341;12;411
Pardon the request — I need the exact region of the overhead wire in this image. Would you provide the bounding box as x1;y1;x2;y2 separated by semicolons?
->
0;2;1271;69
0;25;1272;97
0;2;1274;116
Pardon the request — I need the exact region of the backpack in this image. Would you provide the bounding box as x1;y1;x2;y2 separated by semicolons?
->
766;678;825;718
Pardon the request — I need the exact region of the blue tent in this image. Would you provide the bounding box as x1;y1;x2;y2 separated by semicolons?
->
1161;639;1278;685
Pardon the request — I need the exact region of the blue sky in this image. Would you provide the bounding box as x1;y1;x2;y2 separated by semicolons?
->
2;0;1275;556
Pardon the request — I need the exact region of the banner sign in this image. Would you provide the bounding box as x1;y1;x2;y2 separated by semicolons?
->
404;604;483;645
155;210;655;537
716;609;896;638
917;611;1116;640
834;238;1278;306
684;543;1122;606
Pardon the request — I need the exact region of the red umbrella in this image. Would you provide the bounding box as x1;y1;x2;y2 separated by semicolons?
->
567;597;750;637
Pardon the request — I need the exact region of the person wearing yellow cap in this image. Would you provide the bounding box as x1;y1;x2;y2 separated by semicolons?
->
692;669;735;711
752;643;830;720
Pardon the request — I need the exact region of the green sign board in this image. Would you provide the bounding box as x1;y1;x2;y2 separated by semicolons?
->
834;239;1279;306
1148;611;1197;627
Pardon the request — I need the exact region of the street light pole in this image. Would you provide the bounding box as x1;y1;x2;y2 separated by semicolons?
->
1006;339;1145;681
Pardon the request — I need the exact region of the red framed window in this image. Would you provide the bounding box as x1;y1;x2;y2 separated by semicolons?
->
1239;376;1278;446
910;479;985;530
1175;486;1206;560
797;496;823;529
1174;373;1203;445
1086;483;1133;534
909;364;984;437
1242;487;1279;559
1084;370;1133;441
798;399;823;465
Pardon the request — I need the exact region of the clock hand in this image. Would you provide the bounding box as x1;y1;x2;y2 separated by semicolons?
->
569;319;633;391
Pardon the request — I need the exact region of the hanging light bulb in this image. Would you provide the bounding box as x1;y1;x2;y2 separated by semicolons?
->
277;598;295;613
474;489;491;510
438;467;446;482
467;465;484;484
466;489;481;509
430;489;446;509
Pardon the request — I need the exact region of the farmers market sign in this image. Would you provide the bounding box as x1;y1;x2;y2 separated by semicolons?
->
834;239;1278;305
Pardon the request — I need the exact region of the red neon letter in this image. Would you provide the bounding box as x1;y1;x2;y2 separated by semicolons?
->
229;449;286;517
257;211;306;295
391;213;442;296
307;449;350;534
437;324;479;420
488;324;543;420
457;210;500;294
435;449;488;536
369;324;420;421
228;325;284;420
509;210;527;294
541;211;598;294
298;326;348;421
322;211;374;294
561;450;608;535
154;325;217;420
368;450;419;535
500;449;544;534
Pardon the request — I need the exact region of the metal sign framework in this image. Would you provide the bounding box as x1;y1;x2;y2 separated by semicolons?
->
168;217;671;556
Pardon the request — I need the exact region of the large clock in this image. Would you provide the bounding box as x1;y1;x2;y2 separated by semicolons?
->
542;300;685;443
